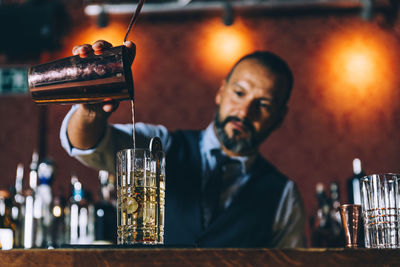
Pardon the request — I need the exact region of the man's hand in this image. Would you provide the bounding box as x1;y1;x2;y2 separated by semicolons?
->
66;39;135;150
72;40;135;113
72;39;135;57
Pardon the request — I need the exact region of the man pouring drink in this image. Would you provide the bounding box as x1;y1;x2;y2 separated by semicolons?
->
60;40;306;248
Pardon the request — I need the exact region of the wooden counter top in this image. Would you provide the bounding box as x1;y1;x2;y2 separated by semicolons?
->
0;247;398;266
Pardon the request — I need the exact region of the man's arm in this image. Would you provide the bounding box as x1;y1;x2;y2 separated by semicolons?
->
61;105;172;174
60;104;123;173
66;40;134;149
67;104;110;150
61;40;174;173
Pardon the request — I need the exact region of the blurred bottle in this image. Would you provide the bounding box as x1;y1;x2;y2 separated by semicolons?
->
347;158;365;205
36;159;55;247
330;182;341;223
24;151;39;248
94;170;117;244
67;175;95;244
50;188;67;248
8;163;25;248
0;190;16;250
311;182;345;247
329;182;345;246
310;183;328;247
346;158;366;247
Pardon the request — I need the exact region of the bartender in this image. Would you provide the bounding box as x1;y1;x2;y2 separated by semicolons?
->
60;40;306;248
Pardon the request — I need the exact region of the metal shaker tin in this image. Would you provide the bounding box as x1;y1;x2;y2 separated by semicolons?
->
28;44;135;104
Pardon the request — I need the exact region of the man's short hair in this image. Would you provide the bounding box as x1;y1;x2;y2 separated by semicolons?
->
226;51;294;104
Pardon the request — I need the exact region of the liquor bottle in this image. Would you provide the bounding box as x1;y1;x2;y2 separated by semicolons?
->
328;182;345;247
8;163;25;248
347;158;365;205
63;175;77;244
0;190;17;250
346;158;366;247
36;159;55;248
68;176;95;244
49;188;67;248
310;183;329;247
94;170;117;244
330;182;341;223
24;151;39;248
310;183;344;247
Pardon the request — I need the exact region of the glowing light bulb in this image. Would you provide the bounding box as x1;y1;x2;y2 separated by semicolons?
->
343;51;374;88
197;18;254;76
314;23;397;121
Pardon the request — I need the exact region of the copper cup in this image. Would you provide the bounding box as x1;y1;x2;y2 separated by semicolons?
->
339;204;362;248
28;44;135;104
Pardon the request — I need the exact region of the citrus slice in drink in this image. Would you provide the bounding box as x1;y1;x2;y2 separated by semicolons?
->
126;196;139;214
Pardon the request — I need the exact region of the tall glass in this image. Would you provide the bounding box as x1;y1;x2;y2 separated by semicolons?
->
116;149;165;245
360;173;399;248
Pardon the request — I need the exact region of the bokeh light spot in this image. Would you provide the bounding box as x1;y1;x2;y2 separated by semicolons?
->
197;18;255;77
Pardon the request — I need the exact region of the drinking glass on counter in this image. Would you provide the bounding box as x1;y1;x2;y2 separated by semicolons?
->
116;148;165;245
339;204;362;248
360;173;399;248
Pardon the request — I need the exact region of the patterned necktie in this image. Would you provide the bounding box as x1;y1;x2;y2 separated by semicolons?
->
218;158;243;210
202;151;243;227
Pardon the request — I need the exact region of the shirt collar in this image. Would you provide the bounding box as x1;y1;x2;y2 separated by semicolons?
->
202;122;257;173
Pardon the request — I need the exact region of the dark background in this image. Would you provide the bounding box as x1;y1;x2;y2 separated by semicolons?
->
1;0;400;245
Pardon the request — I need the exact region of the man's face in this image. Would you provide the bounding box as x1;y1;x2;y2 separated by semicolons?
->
214;59;289;156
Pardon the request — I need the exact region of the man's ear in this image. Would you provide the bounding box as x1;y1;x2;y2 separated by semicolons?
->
215;80;226;105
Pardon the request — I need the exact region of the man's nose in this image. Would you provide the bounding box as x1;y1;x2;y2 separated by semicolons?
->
238;100;258;120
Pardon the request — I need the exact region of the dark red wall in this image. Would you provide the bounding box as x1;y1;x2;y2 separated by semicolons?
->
2;6;400;245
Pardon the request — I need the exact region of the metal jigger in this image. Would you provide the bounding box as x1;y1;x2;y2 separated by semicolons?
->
339;204;362;248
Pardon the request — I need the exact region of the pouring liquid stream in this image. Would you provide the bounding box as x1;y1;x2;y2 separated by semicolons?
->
124;0;145;150
131;100;136;150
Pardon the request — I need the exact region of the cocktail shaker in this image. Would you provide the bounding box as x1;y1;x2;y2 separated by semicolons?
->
28;44;135;104
28;0;145;105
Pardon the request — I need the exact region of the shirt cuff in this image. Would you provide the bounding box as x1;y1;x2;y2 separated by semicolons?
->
59;104;111;157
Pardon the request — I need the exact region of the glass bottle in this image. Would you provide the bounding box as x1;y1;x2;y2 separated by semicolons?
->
0;190;16;250
49;188;67;248
24;151;39;248
94;170;117;244
328;182;345;247
68;176;95;244
8;163;25;248
36;159;55;247
346;158;365;205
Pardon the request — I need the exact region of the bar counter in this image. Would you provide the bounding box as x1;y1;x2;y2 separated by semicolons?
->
1;247;399;266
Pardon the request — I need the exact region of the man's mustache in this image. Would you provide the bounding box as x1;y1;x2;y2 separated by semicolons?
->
222;116;255;134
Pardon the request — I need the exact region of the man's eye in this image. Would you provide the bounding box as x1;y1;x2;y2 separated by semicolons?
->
234;90;244;97
259;102;272;112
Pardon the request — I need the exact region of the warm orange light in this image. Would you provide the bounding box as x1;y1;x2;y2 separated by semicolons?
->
62;19;128;58
56;17;149;87
314;23;398;121
330;38;385;95
208;29;246;64
197;18;255;77
343;50;374;87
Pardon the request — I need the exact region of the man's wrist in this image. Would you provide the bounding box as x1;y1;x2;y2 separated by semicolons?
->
77;104;109;123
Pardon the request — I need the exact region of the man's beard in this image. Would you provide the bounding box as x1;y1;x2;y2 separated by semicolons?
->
214;107;265;154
